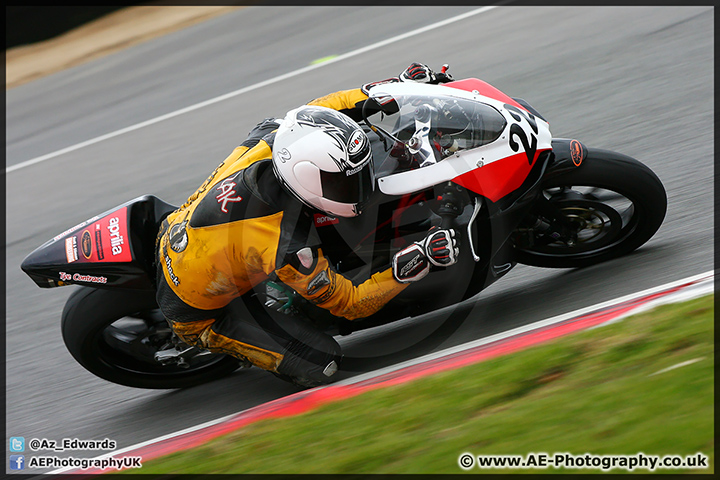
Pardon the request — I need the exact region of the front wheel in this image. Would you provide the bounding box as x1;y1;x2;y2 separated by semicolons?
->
513;148;667;268
61;287;241;389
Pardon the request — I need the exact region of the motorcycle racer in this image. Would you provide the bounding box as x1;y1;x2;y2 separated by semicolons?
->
155;63;458;386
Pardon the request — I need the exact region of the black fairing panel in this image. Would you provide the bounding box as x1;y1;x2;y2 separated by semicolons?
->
546;138;588;179
21;195;177;290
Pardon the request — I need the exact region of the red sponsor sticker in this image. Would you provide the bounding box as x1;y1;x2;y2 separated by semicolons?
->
314;214;339;227
66;206;133;263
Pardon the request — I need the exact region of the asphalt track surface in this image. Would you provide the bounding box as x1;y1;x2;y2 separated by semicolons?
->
6;6;713;474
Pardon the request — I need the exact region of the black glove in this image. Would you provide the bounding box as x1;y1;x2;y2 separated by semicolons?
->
392;228;459;283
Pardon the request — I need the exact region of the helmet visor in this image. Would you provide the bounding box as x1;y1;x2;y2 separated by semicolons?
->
319;162;375;205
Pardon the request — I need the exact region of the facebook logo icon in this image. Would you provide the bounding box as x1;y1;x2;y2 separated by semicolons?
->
10;455;25;470
9;437;25;452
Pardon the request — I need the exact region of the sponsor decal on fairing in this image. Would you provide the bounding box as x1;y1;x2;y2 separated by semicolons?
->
65;237;78;263
81;230;92;259
107;217;125;256
95;228;104;260
59;271;107;284
59;207;132;264
570;139;584;166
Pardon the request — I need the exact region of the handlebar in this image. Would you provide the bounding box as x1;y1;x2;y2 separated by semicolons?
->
436;182;464;229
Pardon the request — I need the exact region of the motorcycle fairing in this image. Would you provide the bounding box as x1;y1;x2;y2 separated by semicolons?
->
366;81;552;202
445;78;526;112
21;195;176;290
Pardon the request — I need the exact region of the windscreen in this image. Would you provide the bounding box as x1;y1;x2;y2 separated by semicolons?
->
363;91;507;179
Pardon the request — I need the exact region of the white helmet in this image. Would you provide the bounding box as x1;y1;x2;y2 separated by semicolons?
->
272;105;375;218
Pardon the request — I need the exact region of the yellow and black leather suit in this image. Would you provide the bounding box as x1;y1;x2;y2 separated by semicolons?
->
155;87;409;383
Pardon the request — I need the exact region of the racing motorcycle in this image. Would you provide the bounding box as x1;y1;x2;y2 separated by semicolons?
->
21;73;667;389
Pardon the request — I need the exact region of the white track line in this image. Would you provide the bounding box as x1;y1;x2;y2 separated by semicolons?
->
7;6;498;175
47;269;714;474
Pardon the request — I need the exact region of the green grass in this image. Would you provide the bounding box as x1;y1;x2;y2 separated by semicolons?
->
130;295;714;474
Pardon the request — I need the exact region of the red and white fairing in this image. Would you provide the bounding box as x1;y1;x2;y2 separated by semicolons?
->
373;79;553;202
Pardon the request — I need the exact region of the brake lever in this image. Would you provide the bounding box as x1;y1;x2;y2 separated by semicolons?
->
433;64;454;84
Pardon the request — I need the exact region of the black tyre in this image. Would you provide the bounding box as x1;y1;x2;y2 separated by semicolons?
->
514;148;667;268
61;287;240;389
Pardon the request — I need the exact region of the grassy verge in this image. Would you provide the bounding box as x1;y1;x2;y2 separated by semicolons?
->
130;295;714;474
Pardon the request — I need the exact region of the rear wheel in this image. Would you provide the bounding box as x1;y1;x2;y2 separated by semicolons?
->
514;148;666;268
61;287;240;389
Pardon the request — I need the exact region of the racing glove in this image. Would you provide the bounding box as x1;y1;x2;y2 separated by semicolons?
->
392;228;459;283
425;226;459;267
400;62;437;83
399;63;454;85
